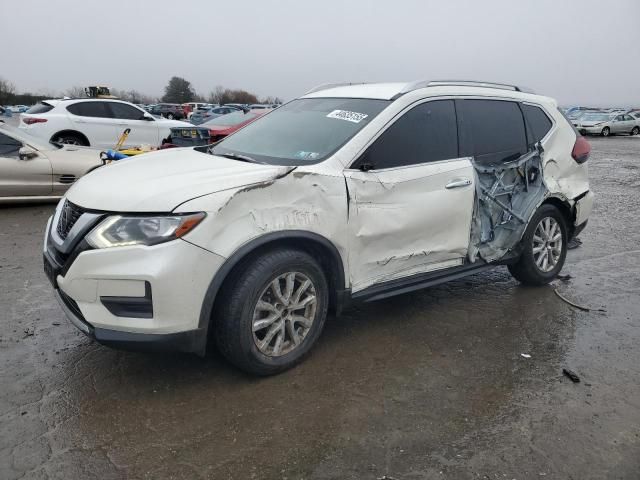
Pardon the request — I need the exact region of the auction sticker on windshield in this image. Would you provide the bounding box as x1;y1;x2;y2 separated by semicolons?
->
326;110;368;123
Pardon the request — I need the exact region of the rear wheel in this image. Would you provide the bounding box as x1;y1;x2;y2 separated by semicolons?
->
508;204;568;285
214;248;329;375
601;127;610;137
166;113;175;120
54;133;88;146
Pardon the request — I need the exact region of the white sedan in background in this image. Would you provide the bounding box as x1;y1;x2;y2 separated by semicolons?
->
0;120;103;203
20;99;190;149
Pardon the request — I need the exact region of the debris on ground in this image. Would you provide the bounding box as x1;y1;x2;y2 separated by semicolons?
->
556;274;572;281
378;476;398;480
520;353;532;359
554;289;606;312
23;327;34;338
563;368;581;383
567;237;583;250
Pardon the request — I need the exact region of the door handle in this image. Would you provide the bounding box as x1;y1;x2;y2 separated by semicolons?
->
445;178;472;189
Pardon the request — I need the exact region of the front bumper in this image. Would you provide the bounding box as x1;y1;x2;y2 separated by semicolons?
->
575;125;605;135
44;211;225;354
54;288;205;352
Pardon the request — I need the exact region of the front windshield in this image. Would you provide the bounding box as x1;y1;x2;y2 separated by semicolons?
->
202;110;259;127
581;113;612;121
210;98;390;165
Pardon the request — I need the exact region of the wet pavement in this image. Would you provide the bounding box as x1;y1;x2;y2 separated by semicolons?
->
1;137;639;479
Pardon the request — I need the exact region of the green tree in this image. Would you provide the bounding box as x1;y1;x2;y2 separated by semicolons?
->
162;76;196;103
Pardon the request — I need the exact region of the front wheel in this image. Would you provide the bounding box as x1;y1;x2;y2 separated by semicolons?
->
601;127;610;137
213;248;329;375
166;113;175;120
631;126;639;136
508;204;568;285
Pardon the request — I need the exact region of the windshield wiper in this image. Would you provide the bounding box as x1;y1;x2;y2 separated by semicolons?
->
215;152;264;164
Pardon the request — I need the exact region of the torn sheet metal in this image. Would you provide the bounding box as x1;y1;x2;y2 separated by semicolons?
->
468;144;548;263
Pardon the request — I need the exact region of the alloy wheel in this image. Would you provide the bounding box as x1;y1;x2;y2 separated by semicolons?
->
252;272;317;357
532;217;563;273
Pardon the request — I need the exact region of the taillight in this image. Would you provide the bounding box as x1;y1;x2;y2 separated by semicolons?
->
23;117;48;125
572;135;590;164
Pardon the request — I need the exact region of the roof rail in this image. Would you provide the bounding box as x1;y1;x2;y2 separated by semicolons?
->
427;80;534;93
392;79;535;99
305;82;368;95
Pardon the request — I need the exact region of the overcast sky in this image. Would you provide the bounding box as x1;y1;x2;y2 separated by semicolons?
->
2;0;639;105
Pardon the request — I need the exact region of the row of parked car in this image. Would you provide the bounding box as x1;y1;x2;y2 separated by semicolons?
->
137;102;279;122
0;105;30;114
563;107;640;137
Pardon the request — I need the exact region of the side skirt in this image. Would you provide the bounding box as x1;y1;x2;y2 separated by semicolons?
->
350;260;508;304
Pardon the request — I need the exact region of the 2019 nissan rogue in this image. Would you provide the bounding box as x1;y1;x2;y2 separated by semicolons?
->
43;80;593;375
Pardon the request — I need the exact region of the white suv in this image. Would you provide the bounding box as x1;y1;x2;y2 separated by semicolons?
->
20;99;190;149
43;80;594;375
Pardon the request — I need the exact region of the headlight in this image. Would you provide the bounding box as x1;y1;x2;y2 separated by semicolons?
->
86;213;205;248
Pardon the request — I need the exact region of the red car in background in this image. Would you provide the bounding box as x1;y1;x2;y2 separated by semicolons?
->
200;109;270;142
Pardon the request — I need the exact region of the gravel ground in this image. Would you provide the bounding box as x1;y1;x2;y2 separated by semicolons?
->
1;136;639;479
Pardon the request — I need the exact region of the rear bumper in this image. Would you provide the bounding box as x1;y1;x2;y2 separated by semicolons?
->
574;190;594;227
54;288;206;354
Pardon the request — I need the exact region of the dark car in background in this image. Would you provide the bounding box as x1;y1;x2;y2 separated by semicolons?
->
147;104;186;120
190;105;240;125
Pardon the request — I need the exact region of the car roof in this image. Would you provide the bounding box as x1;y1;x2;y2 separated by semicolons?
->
301;81;552;104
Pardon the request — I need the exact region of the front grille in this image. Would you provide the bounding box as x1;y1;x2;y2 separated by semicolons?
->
56;200;85;240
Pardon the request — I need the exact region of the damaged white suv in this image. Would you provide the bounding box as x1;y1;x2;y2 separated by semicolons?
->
43;80;593;375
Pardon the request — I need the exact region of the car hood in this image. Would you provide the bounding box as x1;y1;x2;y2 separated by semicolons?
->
45;145;103;174
65;147;294;212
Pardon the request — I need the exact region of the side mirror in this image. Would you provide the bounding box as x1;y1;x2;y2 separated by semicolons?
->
141;113;155;121
19;145;38;160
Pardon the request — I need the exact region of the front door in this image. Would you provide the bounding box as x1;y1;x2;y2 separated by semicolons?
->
0;133;52;197
344;99;475;293
106;102;160;148
66;101;120;148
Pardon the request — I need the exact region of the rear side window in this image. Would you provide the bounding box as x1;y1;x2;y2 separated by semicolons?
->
67;102;111;118
108;102;144;120
26;102;54;114
522;104;553;142
359;99;458;170
459;99;527;164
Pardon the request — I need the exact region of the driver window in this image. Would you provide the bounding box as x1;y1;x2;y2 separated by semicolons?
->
0;133;22;158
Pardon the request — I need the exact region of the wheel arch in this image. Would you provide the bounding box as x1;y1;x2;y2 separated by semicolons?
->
540;195;575;238
199;231;347;333
50;129;90;146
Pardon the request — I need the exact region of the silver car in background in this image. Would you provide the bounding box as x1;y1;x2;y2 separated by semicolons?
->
574;112;640;137
0;121;102;203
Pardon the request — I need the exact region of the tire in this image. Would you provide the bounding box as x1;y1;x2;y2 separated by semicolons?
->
167;113;174;120
601;127;610;137
508;204;568;286
631;126;639;136
213;248;329;375
54;133;88;146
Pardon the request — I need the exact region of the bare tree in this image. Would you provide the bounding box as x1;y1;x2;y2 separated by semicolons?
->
65;86;87;98
0;77;17;105
208;85;226;105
